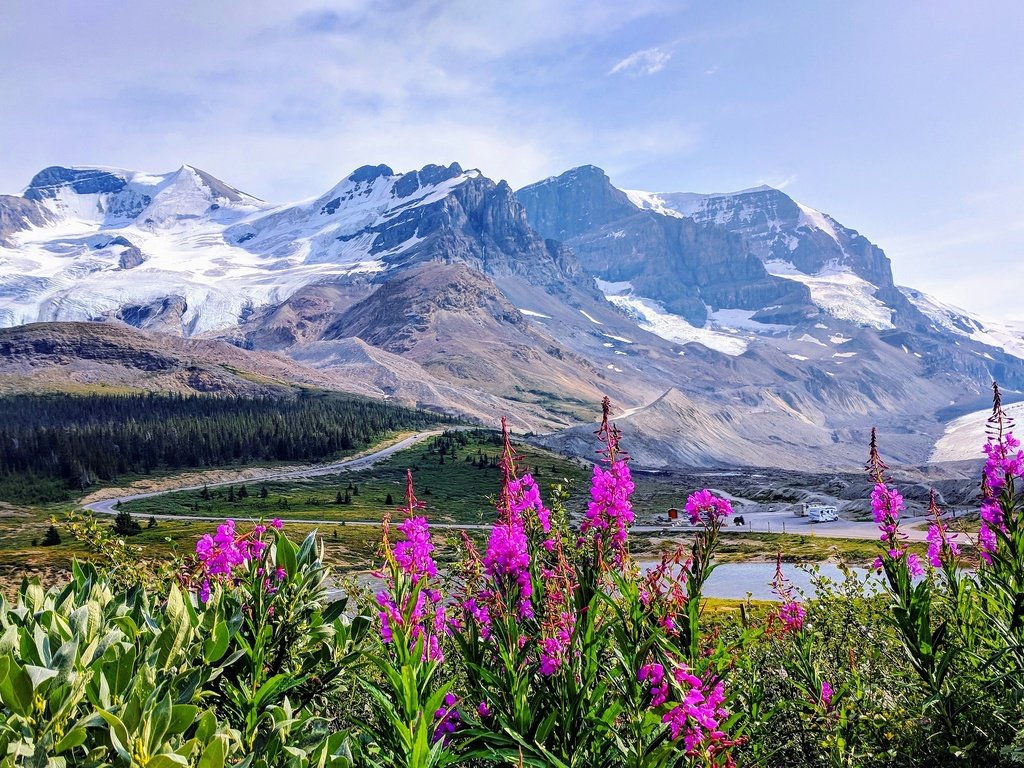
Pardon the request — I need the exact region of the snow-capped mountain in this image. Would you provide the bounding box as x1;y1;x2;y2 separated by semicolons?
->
900;287;1024;362
2;160;1022;468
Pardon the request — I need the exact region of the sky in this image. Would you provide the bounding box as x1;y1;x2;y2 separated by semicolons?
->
2;1;1022;318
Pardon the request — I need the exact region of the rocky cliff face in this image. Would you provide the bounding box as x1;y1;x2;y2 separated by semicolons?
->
3;159;1024;468
517;167;812;326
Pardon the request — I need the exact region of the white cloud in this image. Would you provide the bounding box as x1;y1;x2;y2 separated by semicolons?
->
609;46;673;76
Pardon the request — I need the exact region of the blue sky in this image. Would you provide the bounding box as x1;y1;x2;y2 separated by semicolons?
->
2;1;1021;318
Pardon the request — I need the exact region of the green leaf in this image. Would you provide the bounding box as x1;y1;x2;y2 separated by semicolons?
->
146;753;190;768
97;709;131;761
168;704;200;736
197;734;227;768
157;586;192;669
54;726;89;753
202;621;230;664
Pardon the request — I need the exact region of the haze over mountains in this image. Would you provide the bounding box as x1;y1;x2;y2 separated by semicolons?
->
1;161;1019;469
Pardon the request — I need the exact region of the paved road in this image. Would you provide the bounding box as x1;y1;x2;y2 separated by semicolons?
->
84;430;445;518
85;429;939;544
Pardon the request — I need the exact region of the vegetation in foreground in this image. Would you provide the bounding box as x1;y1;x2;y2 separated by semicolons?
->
2;390;1023;767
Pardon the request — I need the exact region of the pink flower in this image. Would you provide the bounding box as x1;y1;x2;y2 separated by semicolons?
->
483;515;533;618
270;518;283;530
684;489;733;526
820;680;834;710
778;601;806;633
581;460;635;563
662;667;731;756
906;552;924;578
394;516;438;580
639;663;669;707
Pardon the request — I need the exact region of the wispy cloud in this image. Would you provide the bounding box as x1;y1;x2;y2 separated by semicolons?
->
608;46;672;76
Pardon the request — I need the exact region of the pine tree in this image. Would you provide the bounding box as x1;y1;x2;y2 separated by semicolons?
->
335;491;344;505
259;485;268;499
238;485;248;499
385;493;394;505
201;485;211;501
228;486;236;503
113;510;142;536
147;516;157;529
353;484;359;496
343;490;351;504
41;525;61;546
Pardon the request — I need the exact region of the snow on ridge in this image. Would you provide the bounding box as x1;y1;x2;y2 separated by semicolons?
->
622;189;685;218
606;294;748;356
0;163;481;335
764;260;894;330
932;401;1024;463
900;286;1024;361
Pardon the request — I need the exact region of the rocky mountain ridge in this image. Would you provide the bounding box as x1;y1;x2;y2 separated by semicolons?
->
1;160;1021;468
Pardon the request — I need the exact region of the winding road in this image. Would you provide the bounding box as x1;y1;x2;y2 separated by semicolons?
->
84;427;935;543
84;430;446;520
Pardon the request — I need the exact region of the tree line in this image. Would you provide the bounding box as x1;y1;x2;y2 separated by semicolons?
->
0;392;450;503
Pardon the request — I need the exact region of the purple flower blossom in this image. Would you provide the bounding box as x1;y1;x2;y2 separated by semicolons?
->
870;483;904;526
820;680;834;710
477;700;491;718
432;692;460;744
270;518;283;530
684;489;733;526
926;521;961;568
662;667;731;756
906;552;924;578
394;516;438;580
982;430;1023;493
778;601;806;633
483;514;533;618
581;460;635;562
639;663;669;707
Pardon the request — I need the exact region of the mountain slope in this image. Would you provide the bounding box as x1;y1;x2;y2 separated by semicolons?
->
2;160;1023;469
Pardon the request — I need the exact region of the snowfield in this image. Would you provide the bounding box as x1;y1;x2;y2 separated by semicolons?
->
0;164;479;335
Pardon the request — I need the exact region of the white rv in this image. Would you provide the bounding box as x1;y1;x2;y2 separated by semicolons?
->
803;503;839;523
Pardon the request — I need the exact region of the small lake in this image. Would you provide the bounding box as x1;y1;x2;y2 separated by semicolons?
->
665;561;876;601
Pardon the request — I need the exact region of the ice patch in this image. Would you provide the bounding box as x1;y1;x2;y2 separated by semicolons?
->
595;278;633;295
607;294;748;355
602;333;633;343
764;261;894;330
832;352;857;358
519;308;551;318
788;354;809;361
579;309;603;325
829;334;853;345
622;190;686;218
797;334;827;348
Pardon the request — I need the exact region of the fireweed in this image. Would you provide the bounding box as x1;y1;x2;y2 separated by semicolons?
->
451;403;741;767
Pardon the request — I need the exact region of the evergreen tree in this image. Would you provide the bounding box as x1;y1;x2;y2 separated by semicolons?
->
147;516;157;529
353;484;359;496
335;491;344;505
113;510;142;536
238;485;248;499
41;525;61;546
343;490;351;504
201;485;211;501
228;486;236;503
259;485;268;499
385;493;394;505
